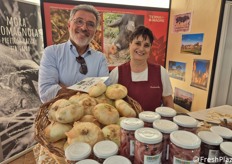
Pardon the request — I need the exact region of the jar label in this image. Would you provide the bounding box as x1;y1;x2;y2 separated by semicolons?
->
173;156;195;164
144;152;162;164
130;140;135;156
166;144;170;160
208;149;219;162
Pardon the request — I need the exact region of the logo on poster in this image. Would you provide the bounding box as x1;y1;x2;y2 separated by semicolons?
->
149;15;165;22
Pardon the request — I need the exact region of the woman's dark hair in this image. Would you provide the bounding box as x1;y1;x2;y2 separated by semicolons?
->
129;26;154;44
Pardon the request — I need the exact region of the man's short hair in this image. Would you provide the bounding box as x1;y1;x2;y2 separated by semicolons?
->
69;4;100;26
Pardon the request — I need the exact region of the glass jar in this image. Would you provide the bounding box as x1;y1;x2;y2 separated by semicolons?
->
93;140;118;163
155;106;176;121
65;142;92;164
173;115;198;134
220;142;232;164
76;159;100;164
210;126;232;142
198;131;223;164
134;128;163;164
103;155;132;164
153;119;179;164
120;118;144;163
138;111;161;127
169;130;201;164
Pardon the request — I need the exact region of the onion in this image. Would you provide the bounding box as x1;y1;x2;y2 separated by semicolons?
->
78;96;97;115
69;92;89;104
80;114;102;127
65;122;104;147
88;82;107;97
102;124;121;146
44;122;72;142
105;84;128;99
55;103;84;123
93;103;119;125
94;93;114;106
115;99;136;117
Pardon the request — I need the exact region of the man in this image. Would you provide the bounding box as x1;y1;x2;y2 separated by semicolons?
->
39;4;109;103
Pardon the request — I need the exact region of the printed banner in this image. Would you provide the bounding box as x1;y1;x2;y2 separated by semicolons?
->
0;0;43;162
42;2;169;69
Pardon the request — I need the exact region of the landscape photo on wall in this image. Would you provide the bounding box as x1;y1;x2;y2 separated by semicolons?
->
181;33;204;55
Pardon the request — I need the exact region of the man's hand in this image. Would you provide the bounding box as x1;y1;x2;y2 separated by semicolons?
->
57;83;76;95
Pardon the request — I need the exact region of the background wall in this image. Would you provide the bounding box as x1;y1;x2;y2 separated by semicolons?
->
211;1;232;107
166;0;223;112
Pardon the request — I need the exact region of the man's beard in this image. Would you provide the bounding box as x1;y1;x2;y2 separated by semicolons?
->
70;29;94;47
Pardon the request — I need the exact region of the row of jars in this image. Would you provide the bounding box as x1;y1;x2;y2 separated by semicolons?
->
64;106;232;164
65;140;132;164
120;107;232;164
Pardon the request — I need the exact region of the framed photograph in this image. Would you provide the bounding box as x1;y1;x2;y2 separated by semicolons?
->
181;33;204;55
41;0;170;69
191;59;210;90
174;87;194;111
168;61;186;81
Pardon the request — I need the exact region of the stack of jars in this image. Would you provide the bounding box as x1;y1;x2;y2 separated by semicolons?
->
119;121;232;164
153;119;178;163
119;110;204;164
65;107;232;164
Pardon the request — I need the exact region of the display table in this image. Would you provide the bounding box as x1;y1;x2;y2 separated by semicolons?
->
188;105;232;124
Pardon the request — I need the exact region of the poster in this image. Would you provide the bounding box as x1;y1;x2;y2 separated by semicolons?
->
42;2;169;69
191;59;210;90
174;87;194;111
168;61;186;81
0;0;43;162
173;12;192;33
181;33;204;55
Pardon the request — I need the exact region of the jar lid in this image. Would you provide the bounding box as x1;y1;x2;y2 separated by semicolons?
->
170;130;201;149
198;131;223;146
153;119;179;134
173;115;198;128
220;142;232;157
76;159;100;164
65;142;91;161
155;107;176;117
120;118;144;131
135;127;163;144
103;155;132;164
210;126;232;139
139;111;161;123
93;140;118;159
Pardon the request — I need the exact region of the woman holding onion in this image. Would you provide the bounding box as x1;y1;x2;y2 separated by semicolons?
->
109;26;174;111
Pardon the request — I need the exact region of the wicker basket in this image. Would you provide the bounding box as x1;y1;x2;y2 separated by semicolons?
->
34;91;143;158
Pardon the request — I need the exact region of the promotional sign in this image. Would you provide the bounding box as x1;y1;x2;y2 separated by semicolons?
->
68;77;109;92
41;0;170;69
0;0;43;162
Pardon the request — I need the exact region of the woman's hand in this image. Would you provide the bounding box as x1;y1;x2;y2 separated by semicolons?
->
162;95;174;108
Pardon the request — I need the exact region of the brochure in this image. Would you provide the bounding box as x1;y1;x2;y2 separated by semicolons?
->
68;77;109;93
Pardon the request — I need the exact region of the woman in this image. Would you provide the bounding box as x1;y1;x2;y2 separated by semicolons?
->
109;26;174;111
